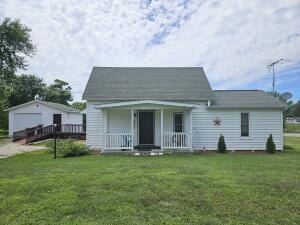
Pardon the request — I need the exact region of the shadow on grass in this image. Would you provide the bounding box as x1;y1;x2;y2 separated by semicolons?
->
284;145;295;150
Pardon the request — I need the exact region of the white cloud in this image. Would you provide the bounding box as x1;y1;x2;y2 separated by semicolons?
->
1;0;300;101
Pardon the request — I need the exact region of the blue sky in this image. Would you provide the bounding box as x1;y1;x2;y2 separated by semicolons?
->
254;64;300;101
0;0;300;102
221;63;300;102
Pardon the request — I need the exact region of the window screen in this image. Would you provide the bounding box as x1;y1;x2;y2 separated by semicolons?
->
241;113;249;137
174;113;184;132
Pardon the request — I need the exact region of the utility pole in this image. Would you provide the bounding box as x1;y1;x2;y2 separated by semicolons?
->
267;59;284;94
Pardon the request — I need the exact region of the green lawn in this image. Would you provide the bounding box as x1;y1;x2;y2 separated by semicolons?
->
0;138;299;225
284;123;300;133
0;129;8;145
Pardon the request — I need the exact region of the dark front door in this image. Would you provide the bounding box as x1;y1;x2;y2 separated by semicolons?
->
138;111;154;145
53;114;62;132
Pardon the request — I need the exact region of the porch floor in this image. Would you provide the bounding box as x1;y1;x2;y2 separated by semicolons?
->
101;149;192;154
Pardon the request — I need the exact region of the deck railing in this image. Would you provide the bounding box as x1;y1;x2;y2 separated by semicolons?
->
25;125;54;143
163;132;189;149
57;124;85;133
12;124;43;141
13;124;86;144
104;133;133;150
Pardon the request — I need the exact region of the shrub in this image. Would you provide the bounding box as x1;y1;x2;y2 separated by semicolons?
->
48;139;90;157
266;134;276;154
217;134;227;153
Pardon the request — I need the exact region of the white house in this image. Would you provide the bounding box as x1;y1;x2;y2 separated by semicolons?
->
82;67;286;152
7;100;82;136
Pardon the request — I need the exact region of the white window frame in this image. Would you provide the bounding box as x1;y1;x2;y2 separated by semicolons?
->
173;112;184;133
240;112;251;138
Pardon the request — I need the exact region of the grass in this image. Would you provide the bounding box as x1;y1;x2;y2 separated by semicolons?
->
0;129;8;145
0;138;299;225
284;123;300;133
0;129;8;136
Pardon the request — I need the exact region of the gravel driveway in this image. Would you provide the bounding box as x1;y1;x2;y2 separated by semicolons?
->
0;142;46;159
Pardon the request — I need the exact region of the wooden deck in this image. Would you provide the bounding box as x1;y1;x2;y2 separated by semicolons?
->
13;124;86;144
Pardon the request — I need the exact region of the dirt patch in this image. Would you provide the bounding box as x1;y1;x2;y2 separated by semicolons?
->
0;142;46;159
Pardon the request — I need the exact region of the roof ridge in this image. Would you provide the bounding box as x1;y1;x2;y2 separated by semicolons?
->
92;66;204;69
213;89;265;92
43;101;80;111
6;99;80;113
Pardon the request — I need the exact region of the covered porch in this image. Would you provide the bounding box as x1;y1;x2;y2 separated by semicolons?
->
97;100;194;152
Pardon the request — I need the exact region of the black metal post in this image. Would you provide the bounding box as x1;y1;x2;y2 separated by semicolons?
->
54;124;57;159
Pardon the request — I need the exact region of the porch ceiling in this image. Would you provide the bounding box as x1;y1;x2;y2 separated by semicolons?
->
95;100;196;109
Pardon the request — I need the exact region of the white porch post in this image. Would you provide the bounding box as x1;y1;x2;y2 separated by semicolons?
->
131;109;134;151
189;109;193;151
161;109;164;151
103;109;107;150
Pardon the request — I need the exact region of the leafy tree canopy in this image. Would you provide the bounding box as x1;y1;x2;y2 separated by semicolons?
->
7;74;45;107
0;17;36;129
270;91;293;106
41;79;73;105
0;17;36;84
292;100;300;117
269;91;300;118
71;102;86;111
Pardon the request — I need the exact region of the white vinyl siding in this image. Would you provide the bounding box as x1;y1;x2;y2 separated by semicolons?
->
107;110;131;133
86;101;283;151
192;104;283;150
86;102;103;149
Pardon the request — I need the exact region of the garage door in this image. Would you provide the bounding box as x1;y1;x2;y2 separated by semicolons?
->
13;113;42;131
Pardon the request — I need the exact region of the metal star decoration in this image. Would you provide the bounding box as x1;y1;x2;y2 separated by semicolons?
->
213;117;222;127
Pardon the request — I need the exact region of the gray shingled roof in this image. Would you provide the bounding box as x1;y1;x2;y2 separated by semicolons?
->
6;100;81;113
210;90;286;109
41;101;81;113
82;67;214;101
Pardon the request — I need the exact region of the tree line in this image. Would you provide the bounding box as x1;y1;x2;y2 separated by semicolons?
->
0;18;85;130
271;91;300;119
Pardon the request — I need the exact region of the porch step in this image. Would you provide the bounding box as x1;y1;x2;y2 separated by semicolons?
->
134;145;160;151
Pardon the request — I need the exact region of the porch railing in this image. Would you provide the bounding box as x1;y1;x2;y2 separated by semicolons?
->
163;132;189;149
105;133;133;150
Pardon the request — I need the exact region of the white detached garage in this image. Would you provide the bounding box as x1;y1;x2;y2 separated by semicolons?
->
7;100;82;136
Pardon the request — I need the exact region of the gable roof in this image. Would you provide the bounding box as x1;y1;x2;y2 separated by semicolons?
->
96;100;196;109
6;100;81;113
82;67;214;101
210;90;286;109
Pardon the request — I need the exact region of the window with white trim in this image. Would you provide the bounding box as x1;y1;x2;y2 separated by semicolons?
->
241;113;249;137
173;113;184;132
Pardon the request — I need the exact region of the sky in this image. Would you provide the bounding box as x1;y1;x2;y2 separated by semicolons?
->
1;0;300;102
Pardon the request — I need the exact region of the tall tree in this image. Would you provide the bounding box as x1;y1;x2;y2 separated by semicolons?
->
294;101;300;117
0;17;36;85
41;79;73;105
71;102;86;110
0;17;36;129
7;74;45;107
269;91;295;121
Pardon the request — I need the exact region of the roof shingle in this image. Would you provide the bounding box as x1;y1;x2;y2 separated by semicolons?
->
210;90;286;109
82;67;214;101
6;100;81;113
